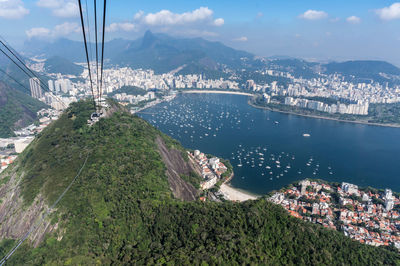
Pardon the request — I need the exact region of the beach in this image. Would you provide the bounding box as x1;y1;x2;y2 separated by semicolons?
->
219;183;258;202
182;90;253;96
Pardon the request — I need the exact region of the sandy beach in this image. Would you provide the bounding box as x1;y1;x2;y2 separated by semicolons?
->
182;90;254;97
219;183;258;202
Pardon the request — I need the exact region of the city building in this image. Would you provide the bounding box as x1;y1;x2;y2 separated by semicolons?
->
29;77;43;99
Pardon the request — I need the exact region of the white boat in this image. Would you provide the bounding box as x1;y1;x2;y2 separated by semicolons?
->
303;133;311;137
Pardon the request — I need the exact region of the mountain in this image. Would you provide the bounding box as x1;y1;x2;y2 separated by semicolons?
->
324;60;400;76
0;81;47;137
23;38;86;62
109;30;254;76
0;100;398;264
23;31;254;76
322;60;400;84
266;58;319;79
44;56;83;76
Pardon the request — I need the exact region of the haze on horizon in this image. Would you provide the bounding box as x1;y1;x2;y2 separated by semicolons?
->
1;0;400;66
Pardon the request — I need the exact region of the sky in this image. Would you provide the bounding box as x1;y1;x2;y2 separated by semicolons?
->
1;0;400;65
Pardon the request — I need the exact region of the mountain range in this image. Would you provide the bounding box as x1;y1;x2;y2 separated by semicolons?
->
23;31;253;77
22;31;400;84
0;100;398;264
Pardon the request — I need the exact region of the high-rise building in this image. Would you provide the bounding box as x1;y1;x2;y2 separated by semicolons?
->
48;80;54;92
29;77;42;99
385;189;393;200
385;199;394;212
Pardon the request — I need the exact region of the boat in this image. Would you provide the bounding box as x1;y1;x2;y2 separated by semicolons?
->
303;133;311;137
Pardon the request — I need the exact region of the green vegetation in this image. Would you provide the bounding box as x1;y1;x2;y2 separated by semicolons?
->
220;158;233;180
239;71;290;87
44;56;83;76
180;172;202;189
368;102;400;124
2;100;400;265
108;85;147;97
0;82;47;137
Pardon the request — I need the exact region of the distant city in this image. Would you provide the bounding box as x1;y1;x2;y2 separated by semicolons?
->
2;61;397;165
26;63;400;116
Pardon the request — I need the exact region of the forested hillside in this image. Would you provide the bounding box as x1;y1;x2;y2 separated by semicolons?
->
0;101;398;265
0;81;46;137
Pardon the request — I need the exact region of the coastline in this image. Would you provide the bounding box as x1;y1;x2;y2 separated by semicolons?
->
219;183;259;202
248;100;400;129
181;90;254;97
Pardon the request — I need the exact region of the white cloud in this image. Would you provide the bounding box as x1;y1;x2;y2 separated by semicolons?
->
213;18;224;26
136;7;224;27
299;10;328;20
180;29;219;37
26;22;79;38
346;16;361;24
375;3;400;20
106;23;136;33
233;36;248;42
36;0;60;8
36;0;78;17
26;27;51;38
134;10;144;20
53;22;80;35
0;0;29;19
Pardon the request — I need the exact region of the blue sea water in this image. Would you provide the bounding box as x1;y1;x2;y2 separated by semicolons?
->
139;93;400;195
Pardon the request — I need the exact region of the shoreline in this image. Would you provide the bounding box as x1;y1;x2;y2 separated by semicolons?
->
181;90;254;97
248;100;400;129
219;183;259;202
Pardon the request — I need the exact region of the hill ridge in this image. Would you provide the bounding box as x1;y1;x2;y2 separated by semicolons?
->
0;100;399;265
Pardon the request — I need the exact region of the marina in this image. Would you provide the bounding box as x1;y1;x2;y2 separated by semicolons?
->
139;93;400;195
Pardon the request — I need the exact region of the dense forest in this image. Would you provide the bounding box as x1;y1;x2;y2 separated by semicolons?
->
0;81;47;137
0;100;399;265
108;85;148;97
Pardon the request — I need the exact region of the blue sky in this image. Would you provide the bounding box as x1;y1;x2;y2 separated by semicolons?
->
1;0;400;65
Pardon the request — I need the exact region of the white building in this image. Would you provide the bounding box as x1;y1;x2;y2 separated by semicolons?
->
341;182;359;196
209;157;220;170
200;175;218;190
29;77;42;99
